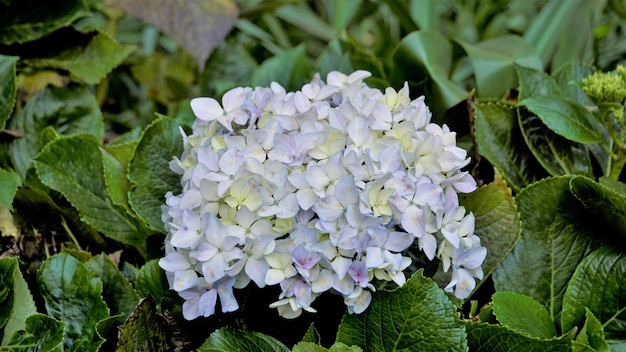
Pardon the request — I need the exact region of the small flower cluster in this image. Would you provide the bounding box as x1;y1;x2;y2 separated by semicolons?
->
159;71;486;320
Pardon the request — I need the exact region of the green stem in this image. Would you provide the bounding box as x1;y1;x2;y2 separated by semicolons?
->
608;152;626;181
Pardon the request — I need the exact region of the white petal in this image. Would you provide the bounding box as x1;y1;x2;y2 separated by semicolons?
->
265;268;286;286
191;97;223;121
173;269;197;291
159;252;191;272
455;246;487;269
330;256;352;280
198;289;218;317
401;206;425;237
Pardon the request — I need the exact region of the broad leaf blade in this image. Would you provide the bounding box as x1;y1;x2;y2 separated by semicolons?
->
37;253;109;352
128;116;184;232
135;259;168;302
459;36;542;98
1;314;65;352
492;176;602;325
519;96;603;144
0;257;37;346
552;62;594;105
336;270;467;352
0;0;89;44
519;113;592;177
492;292;557;339
106;0;238;68
0;168;20;209
515;64;562;102
25;32;135;85
198;327;290;352
466;322;571;352
0;257;17;330
392;31;468;113
33;135;148;248
85;254;139;318
9;85;104;179
561;247;626;335
116;296;173;352
0;55;18;130
472;100;548;191
573;309;610;352
568;176;626;242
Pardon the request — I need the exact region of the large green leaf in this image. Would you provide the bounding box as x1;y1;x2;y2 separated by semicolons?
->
515;64;563;102
0;314;65;352
523;1;587;70
116;296;172;352
568;176;626;242
9;85;104;179
519;113;592;177
561;247;626;336
25;32;135;85
0;257;37;346
459;36;542;98
392;31;468;113
573;309;610;352
199;37;258;97
0;55;18;130
85;254;139;318
0;168;20;209
492;292;557;339
251;45;312;92
492;176;602;325
33;135;148;248
466;322;571;352
552;62;594;105
37;253;109;352
0;257;17;330
472;100;547;192
128;116;184;232
459;171;520;280
519;96;603;144
0;0;89;45
106;0;238;68
336;270;467;352
135;259;168;302
197;327;290;352
292;342;362;352
102;142;136;211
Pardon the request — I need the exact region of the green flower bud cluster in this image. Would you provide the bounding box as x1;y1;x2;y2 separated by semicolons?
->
582;66;626;104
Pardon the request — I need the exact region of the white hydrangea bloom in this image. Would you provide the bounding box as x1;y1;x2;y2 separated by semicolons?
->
160;70;485;320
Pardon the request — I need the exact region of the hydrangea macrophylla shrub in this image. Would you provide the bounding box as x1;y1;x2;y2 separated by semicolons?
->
159;70;486;320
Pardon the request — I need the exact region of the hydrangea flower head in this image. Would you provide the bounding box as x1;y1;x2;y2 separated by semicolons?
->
160;71;485;320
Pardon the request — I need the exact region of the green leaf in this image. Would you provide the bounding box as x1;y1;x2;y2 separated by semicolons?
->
492;292;557;339
561;247;626;336
336;270;467;352
316;40;354;80
135;259;168;302
598;177;626;197
128;116;184;232
568;177;626;242
493;176;602;325
116;296;173;352
515;64;563;102
33;135;148;248
472;100;547;191
0;257;37;346
106;0;238;68
102;146;133;210
466;322;572;352
37;253;109;352
392;31;468;113
292;342;363;352
0;0;89;45
25;32;135;85
85;254;139;318
0;314;65;352
0;169;20;209
573;309;610;352
274;3;335;41
523;1;586;69
519;113;592;177
199;38;258;97
459;36;542;98
519;96;603;144
9;85;104;179
0;257;17;330
552;61;595;105
251;45;312;92
197;327;290;352
0;55;18;130
459;171;520;281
